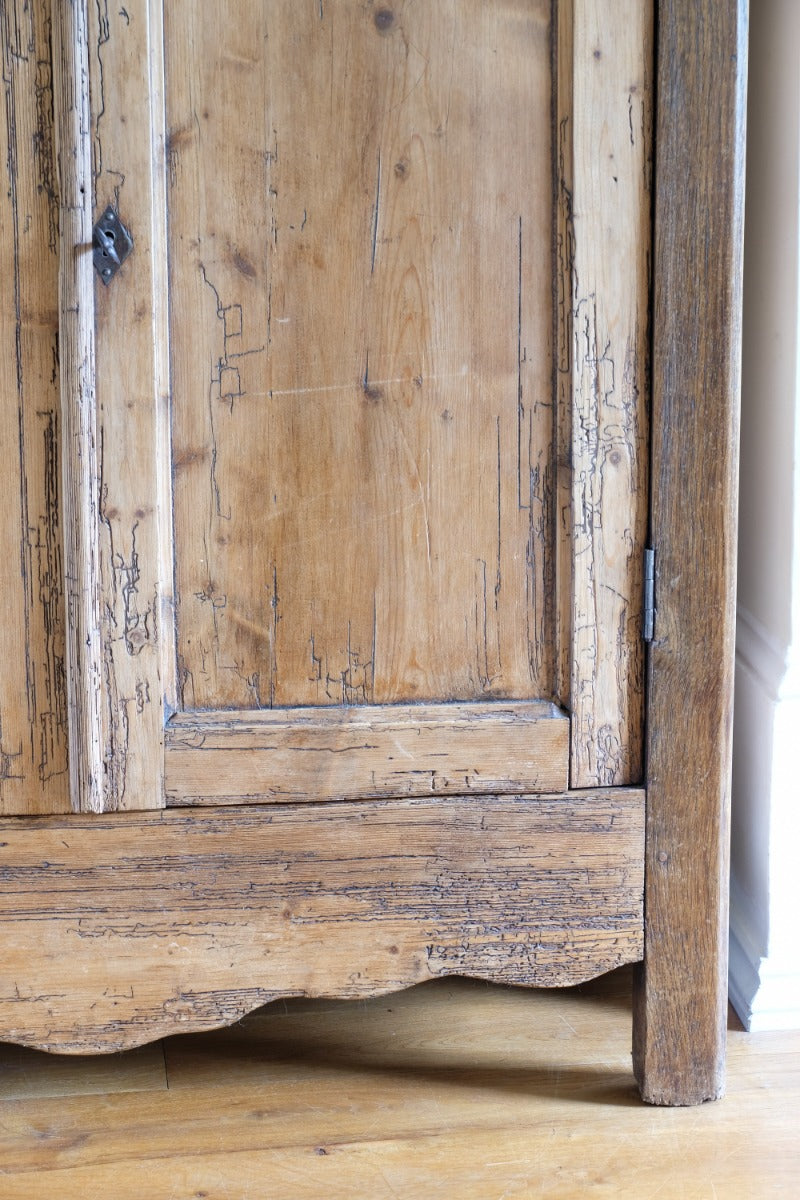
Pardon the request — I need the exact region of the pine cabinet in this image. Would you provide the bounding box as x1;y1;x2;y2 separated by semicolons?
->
0;0;746;1105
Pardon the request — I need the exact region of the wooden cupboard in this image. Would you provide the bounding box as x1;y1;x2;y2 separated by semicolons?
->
0;0;746;1105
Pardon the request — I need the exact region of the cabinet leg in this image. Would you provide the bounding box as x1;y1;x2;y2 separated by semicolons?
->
631;837;729;1106
635;0;746;1110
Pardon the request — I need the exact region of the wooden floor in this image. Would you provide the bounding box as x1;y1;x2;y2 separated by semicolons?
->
0;967;797;1198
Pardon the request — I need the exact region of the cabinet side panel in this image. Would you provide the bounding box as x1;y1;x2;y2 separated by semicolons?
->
0;2;70;814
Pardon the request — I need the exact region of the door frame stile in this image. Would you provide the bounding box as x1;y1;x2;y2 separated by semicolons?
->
52;0;104;813
555;0;653;790
634;0;748;1105
149;0;178;725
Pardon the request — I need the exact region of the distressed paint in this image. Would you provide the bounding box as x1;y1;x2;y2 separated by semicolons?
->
0;790;645;1052
557;0;652;787
164;700;570;805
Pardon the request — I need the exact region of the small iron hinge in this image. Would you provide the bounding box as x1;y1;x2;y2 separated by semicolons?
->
643;547;656;643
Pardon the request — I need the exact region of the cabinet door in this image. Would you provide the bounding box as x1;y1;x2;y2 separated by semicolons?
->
44;0;651;815
0;0;652;1051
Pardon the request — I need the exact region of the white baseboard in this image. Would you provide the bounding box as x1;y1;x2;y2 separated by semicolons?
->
730;609;800;1030
745;973;800;1032
729;660;800;1031
729;880;800;1032
729;934;800;1033
728;913;759;1029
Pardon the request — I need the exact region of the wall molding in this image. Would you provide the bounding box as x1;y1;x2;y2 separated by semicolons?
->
730;620;800;1031
736;604;800;701
728;875;763;1029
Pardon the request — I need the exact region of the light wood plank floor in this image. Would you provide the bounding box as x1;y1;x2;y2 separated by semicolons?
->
0;967;797;1198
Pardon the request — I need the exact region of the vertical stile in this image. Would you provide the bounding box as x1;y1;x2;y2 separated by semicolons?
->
558;0;653;787
52;0;104;812
87;0;174;809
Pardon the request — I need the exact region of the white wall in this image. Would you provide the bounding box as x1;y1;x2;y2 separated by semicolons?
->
730;0;800;1031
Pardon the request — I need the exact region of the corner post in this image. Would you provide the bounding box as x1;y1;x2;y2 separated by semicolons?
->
633;0;748;1103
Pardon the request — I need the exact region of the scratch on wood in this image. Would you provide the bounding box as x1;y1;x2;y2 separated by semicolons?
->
342;619;374;705
495;415;502;606
101;633;128;808
269;565;279;707
475;560;490;690
370;150;382;274
362;349;383;401
37;408;68;781
91;0;126;207
309;632;323;685
32;44;58;253
517;215;529;511
0;713;23;784
199;264;265;528
2;5;69;804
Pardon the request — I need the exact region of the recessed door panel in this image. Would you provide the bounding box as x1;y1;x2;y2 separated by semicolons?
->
166;0;555;715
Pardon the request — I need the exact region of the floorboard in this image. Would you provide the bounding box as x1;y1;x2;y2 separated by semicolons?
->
0;967;796;1198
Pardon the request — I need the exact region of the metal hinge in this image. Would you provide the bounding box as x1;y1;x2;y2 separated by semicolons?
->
643;547;656;642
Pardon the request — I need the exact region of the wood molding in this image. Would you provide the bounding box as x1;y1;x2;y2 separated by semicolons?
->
556;0;653;788
633;0;748;1105
87;0;173;810
52;0;104;813
164;700;569;805
0;790;644;1053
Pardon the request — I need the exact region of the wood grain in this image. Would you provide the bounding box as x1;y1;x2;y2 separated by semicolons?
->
633;0;748;1105
52;0;105;812
164;700;569;804
0;1042;167;1100
87;0;173;809
166;0;555;712
0;1;70;814
2;973;797;1197
0;790;644;1052
556;0;652;787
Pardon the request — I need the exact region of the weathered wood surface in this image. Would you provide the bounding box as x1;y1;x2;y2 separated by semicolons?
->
164;700;569;804
52;0;105;812
87;0;173;809
556;0;652;787
0;790;644;1052
2;974;799;1198
0;2;70;814
166;0;556;713
1;0;652;811
633;0;747;1105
